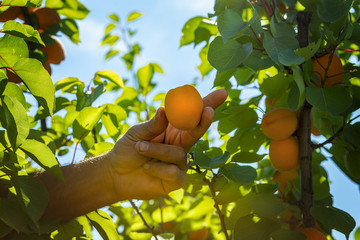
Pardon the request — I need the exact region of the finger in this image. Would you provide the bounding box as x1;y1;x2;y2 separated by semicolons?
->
135;141;188;171
189;106;215;141
126;107;168;141
202;89;228;109
143;161;186;189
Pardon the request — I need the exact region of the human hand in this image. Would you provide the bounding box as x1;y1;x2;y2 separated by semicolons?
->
107;89;228;200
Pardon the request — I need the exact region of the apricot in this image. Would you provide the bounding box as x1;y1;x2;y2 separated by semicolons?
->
272;170;298;193
0;7;21;22
189;227;209;240
269;136;299;172
312;53;343;88
42;61;52;75
33;8;61;32
261;108;298;140
299;228;326;240
163;221;175;231
6;70;22;83
40;37;65;64
164;85;203;130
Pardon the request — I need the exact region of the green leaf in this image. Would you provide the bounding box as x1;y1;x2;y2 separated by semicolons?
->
0;198;30;232
73;106;105;143
294;39;321;61
20;139;64;181
101;34;119;46
243;50;275;71
95;70;124;88
12;58;55;116
152;205;176;223
87;210;120;240
101;104;127;141
263;31;301;66
234;216;280;240
252;193;285;218
214;181;244;204
194;150;230;169
55;77;84;93
306;86;352;115
168;188;184;204
197;44;213;77
180;16;206;47
127;11;142;22
342;123;360;150
57;0;89;20
217;8;247;42
355;227;360;240
3;82;27;108
105;23;116;35
137;64;154;93
52;219;84;239
105;49;119;60
109;13;120;22
311;205;356;239
260;73;289;100
86;142;114;158
220;163;257;184
60;18;80;44
208;36;252;72
317;0;353;23
2;20;44;45
213;68;236;87
0;35;28;68
13;175;49;223
2;95;29;150
231;152;266;163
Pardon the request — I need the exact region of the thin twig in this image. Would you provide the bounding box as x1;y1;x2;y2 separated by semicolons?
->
129;200;159;240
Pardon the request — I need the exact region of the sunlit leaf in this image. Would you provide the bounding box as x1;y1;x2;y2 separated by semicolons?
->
127;11;142;22
87;210;120;240
2;20;44;45
220;163;257;184
0;35;28;68
73;106;105;143
20;139;63;181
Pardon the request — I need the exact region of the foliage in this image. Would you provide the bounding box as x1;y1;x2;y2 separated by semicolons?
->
0;0;360;239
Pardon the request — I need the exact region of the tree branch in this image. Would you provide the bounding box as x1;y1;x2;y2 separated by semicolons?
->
129;200;159;240
296;11;316;228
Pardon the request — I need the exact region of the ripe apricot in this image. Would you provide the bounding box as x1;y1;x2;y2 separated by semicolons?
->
164;85;203;130
189;227;209;240
261;108;298;140
0;7;22;22
33;8;61;32
40;37;65;64
272;170;298;193
269;136;299;172
312;53;343;88
6;70;22;83
163;221;175;231
43;61;52;75
299;228;326;240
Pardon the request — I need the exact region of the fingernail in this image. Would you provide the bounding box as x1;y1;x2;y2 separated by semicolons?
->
138;141;149;152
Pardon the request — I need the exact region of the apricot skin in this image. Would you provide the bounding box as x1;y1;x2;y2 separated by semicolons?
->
164;85;203;130
261;108;298;140
269;136;299;172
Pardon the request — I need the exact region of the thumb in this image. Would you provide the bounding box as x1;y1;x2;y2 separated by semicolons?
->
126;107;168;141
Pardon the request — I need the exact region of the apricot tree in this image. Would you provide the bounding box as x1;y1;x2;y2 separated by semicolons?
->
0;0;360;239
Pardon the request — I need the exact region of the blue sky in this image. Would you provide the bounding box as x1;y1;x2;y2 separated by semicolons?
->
50;1;359;239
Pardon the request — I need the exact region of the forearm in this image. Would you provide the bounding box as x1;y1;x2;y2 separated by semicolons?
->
37;153;117;222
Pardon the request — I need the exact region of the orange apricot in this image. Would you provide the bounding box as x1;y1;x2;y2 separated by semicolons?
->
164;85;203;130
272;170;298;193
269;136;299;172
0;7;22;22
163;221;175;231
299;228;326;240
261;108;298;140
312;53;343;88
33;7;61;32
42;61;52;75
40;37;65;64
6;70;22;83
189;228;209;240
